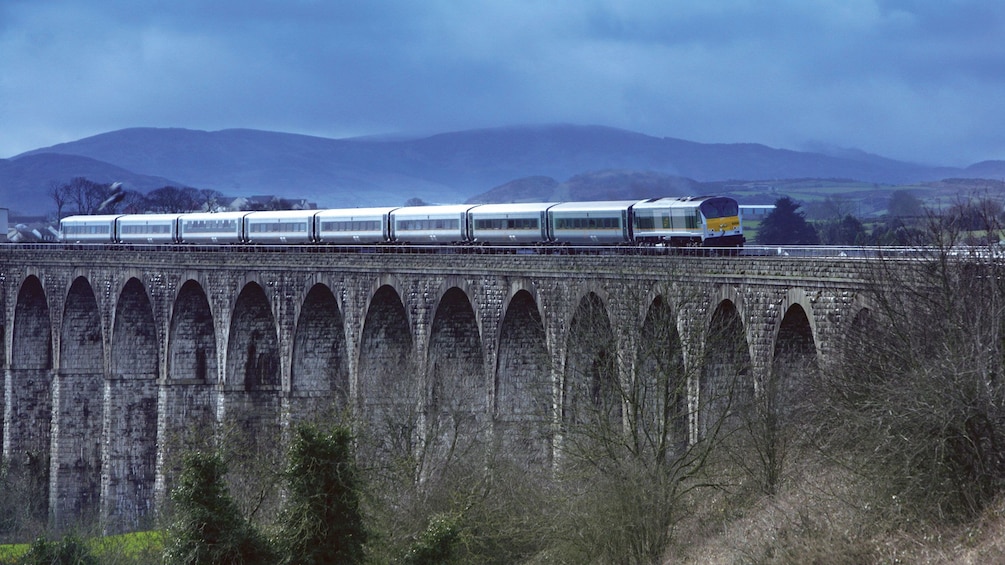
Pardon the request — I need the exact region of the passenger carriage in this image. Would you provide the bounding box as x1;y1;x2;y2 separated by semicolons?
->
244;210;318;244
547;201;635;245
468;202;556;244
59;214;122;243
390;204;477;244
116;213;181;244
315;207;396;244
177;212;249;244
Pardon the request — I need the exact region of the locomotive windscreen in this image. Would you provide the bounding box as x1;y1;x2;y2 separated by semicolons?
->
699;198;739;219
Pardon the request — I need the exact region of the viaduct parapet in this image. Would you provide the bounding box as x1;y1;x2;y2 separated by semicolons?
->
0;245;875;532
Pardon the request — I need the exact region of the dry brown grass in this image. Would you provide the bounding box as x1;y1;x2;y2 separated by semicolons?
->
668;454;1005;564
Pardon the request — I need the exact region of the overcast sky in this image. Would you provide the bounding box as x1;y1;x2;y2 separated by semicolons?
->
2;0;1004;166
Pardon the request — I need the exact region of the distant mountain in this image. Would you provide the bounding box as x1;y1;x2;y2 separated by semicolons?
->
468;171;702;203
5;124;1004;216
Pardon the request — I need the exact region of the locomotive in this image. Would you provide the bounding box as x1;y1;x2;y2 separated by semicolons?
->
59;196;744;248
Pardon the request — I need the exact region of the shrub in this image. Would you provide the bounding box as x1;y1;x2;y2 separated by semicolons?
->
162;451;272;565
274;424;367;565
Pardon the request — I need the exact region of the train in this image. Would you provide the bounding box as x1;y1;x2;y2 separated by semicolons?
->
58;196;744;248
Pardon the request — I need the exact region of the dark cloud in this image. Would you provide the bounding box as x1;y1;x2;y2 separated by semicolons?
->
2;0;1004;166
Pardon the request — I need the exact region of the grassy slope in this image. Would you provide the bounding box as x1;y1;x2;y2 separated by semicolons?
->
670;457;1005;564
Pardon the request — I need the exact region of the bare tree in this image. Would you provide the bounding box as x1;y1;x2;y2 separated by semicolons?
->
143;186;199;213
817;203;1005;520
47;180;69;220
59;177;124;215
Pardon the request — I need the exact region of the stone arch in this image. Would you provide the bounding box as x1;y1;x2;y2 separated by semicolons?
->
701;299;752;437
226;282;280;391
291;283;348;421
635;295;687;458
563;291;621;443
168;280;218;384
772;304;818;376
221;281;283;519
430;276;484;340
495;288;551;467
52;276;104;529
12;275;52;370
426;286;487;465
768;303;819;424
775;288;822;363
358;283;416;456
105;277;159;532
9;275;53;527
61;277;103;374
159;280;218;500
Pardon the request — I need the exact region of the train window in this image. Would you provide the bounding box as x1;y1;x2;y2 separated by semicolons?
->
397;219;460;231
121;224;171;234
184;220;237;233
64;224;111;235
321;220;381;232
699;199;739;218
474;218;538;230
249;222;308;233
556;216;619;230
635;216;655;230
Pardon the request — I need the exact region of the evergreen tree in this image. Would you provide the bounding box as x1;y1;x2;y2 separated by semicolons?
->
163;451;272;565
275;424;368;565
818;214;866;245
755;197;820;245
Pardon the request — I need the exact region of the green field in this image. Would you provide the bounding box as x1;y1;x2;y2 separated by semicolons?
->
0;531;162;564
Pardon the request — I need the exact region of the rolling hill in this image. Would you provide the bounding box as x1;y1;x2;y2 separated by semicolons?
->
4;124;1004;216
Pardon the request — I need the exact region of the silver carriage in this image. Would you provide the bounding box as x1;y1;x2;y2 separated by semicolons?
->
547;201;635;245
467;202;557;244
116;213;181;244
177;212;249;244
60;214;122;243
315;207;395;244
390;204;477;244
243;210;318;244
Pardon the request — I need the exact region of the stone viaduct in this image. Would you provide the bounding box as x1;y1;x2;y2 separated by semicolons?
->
0;245;876;533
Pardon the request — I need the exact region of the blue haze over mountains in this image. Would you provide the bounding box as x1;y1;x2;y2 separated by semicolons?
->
2;124;1003;216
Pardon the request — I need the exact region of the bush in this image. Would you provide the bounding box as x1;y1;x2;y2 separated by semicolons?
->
403;513;462;565
163;451;272;565
15;535;96;565
274;424;367;565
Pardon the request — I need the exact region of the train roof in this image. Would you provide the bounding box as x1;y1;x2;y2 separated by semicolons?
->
115;213;184;222
244;209;320;220
468;202;558;214
60;214;123;223
315;207;397;217
391;204;479;217
548;200;638;213
177;211;251;221
632;196;736;210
